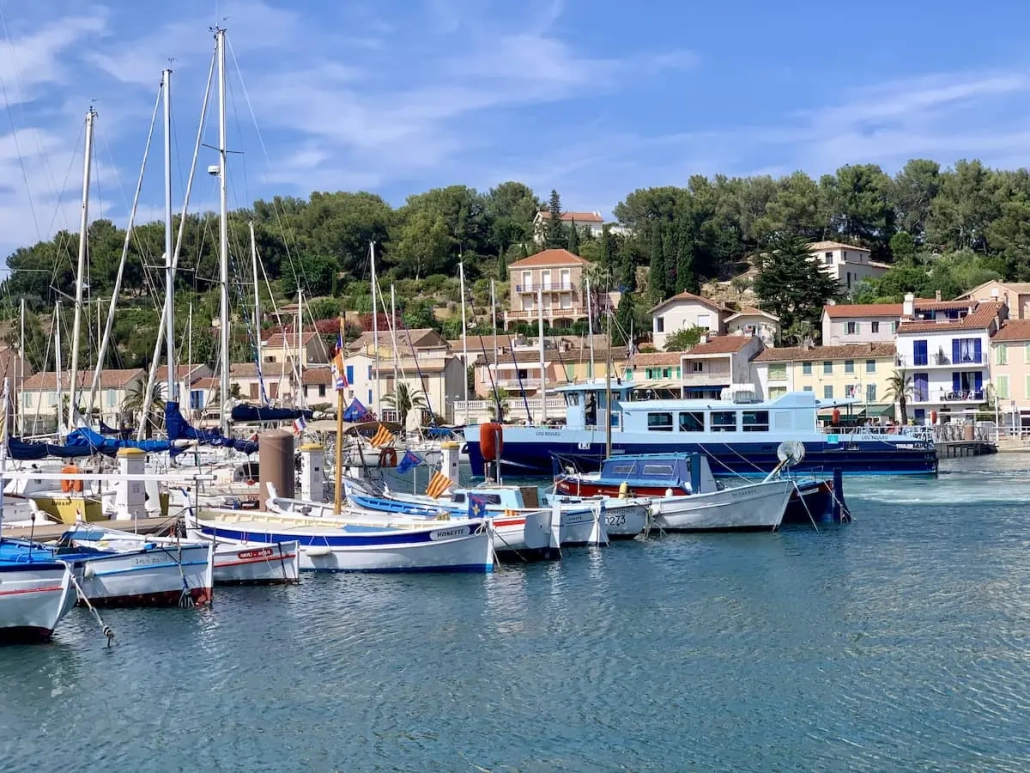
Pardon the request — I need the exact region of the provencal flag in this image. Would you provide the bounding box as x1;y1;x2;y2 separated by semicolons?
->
331;333;348;391
369;424;394;448
425;470;453;499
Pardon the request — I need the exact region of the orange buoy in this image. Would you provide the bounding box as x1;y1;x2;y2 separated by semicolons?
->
61;465;83;493
930;410;938;424
480;422;504;462
379;448;398;468
831;408;841;426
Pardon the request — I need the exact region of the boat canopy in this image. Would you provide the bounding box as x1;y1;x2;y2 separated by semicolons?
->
230;404;314;423
6;427;171;461
165;402;258;455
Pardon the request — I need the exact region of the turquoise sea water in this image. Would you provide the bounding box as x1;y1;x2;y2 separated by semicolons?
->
2;455;1030;771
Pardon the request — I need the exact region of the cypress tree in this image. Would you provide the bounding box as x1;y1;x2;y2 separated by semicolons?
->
648;221;667;302
567;219;580;255
600;224;615;271
543;189;567;249
676;225;695;293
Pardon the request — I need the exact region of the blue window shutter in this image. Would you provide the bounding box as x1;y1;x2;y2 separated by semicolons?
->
914;340;927;365
346;365;354;384
975;372;983;391
952;372;960;392
952;339;960;363
974;338;982;362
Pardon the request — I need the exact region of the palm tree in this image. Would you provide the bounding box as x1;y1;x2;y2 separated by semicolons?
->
884;370;913;425
487;387;510;422
381;383;427;429
122;380;166;439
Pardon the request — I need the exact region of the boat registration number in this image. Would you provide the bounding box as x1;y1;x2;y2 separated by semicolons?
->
430;526;470;541
605;514;626;526
238;548;274;560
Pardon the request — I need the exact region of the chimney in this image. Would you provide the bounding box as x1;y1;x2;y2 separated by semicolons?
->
991;287;1000;299
826;299;836;307
935;290;942;302
903;292;915;318
699;333;708;345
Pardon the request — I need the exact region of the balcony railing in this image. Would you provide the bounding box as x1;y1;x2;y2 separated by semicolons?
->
899;354;984;368
911;388;986;404
516;281;575;293
503;308;586;320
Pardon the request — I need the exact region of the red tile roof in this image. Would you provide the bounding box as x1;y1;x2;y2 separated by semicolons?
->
23;368;146;391
808;240;871;252
991;320;1030;342
754;343;896;363
897;301;1004;334
726;307;779;321
823;303;904;318
650;291;727;315
631;352;684;366
264;331;321;348
507;249;592;269
302;367;334;385
684;336;756;356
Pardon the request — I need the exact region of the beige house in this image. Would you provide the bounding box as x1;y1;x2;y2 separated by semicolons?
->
821;302;903;345
347;328;450;361
650;292;727;350
989;320;1030;427
959;280;1030;320
681;336;763;399
345;351;464;427
808;240;890;293
21;368;146;430
725;308;779;347
504;249;614;330
260;330;329;367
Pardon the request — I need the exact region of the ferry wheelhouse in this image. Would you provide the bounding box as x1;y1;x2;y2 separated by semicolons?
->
465;383;937;478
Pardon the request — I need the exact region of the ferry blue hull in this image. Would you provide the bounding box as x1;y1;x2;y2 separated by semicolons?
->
468;439;938;478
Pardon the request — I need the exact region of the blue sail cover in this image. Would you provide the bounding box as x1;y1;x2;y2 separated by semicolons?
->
343;398;368;422
230;404;314;423
165;402;258;455
99;420;134;439
5;427;169;460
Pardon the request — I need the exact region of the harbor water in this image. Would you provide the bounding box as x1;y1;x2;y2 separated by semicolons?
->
3;455;1030;771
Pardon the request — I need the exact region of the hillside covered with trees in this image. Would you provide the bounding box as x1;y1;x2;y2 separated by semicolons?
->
3;158;1028;371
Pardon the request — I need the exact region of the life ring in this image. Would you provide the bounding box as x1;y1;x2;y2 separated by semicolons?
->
379;448;398;468
246;479;256;487
61;466;83;493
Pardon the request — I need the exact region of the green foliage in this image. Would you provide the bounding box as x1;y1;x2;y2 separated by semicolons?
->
884;370;913;425
611;294;635;346
381;382;428;428
753;235;840;334
542;190;568;249
307;296;342;321
567;220;580;255
664;326;706;352
401;298;438;330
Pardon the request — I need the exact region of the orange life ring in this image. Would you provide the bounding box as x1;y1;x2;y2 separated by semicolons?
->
379;448;398;468
61;465;83;493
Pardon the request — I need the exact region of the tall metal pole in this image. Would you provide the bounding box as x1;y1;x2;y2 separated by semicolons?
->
605;306;613;458
163;68;175;404
55;302;63;432
68;107;96;432
370;242;380;417
249;220;261;376
586;277;595;381
216;28;230;435
537;285;547;423
459;262;469;423
334;316;346;515
390;284;400;392
490;279;498;390
18;298;24;436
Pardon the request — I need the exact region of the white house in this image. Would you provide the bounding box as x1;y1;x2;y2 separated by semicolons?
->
895;294;1006;423
345;351;465;427
680;335;764;399
650;292;727;350
725;308;779;347
821;302;903;345
533;210;606;242
21;368;146;430
808;241;890;294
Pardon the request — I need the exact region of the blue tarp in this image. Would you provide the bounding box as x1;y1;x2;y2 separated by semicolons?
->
230;404;314;423
343;398;368;422
5;428;170;461
165;402;258;455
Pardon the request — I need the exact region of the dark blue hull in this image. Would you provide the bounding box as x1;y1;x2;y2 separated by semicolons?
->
468;439;938;478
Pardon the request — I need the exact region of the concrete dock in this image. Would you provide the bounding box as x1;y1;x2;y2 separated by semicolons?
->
936;441;997;458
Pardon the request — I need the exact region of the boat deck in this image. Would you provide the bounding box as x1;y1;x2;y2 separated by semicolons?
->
3;516;181;543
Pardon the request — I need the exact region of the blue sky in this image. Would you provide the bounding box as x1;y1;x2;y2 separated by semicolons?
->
0;0;1028;258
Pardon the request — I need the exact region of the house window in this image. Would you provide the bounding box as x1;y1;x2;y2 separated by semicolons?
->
871;321;880;334
678;412;704;432
769;387;787;398
913;340;928;366
742;410;769;432
866;359;876;373
823;385;833;399
844;360;855;374
190;390;204;410
823;361;832;374
824;252;833;264
1025;375;1030;400
647;412;674;432
866;384;877;402
847;272;852;289
368;389;373;404
662;368;671;379
803;386;813;392
22;392;31;409
953;338;982;364
655;317;665;334
846;321;858;335
382;409;399;423
997;375;1010;399
802;362;812;375
1024;343;1030;363
48;392;58;407
346;365;354;384
711;411;736;432
367;366;372;379
769;363;787;380
266;356;276;363
697;313;711;330
318;385;327;398
106;389;117;407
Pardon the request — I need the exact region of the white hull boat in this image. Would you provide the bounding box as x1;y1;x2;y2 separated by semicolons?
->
554;501;608;547
191;510;494;573
55;528;214;607
650;479;793;532
0;550;78;644
549;495;649;539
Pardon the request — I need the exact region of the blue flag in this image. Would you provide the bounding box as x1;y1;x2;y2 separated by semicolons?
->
467;493;490;520
396;450;423;474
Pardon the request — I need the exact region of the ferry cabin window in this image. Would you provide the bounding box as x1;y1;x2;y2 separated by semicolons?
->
742;411;770;432
711;411;736;431
678;412;704;432
647;412;674;431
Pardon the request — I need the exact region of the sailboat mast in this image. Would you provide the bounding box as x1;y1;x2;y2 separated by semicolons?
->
586;277;595;380
370;242;380;417
55;302;63;431
459;262;469;424
216;28;230;435
295;289;303;404
390;284;399;390
605;305;613;458
18;298;24;436
68;106;96;431
249;220;261;380
163;67;175;403
490;279;498;388
537;285;547;424
333;315;345;516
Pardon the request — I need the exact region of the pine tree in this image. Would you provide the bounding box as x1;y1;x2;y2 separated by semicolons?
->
543;189;568;249
648;221;667;302
567;219;580;255
753;234;840;333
